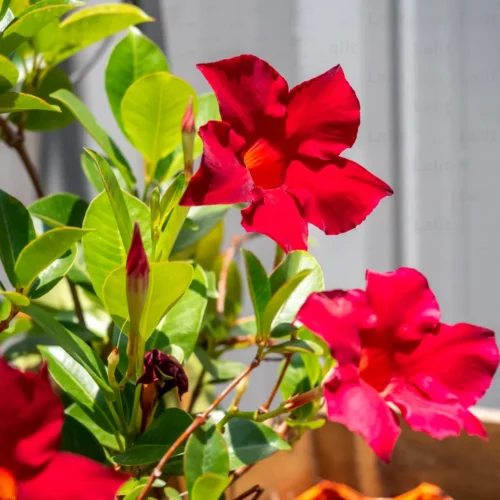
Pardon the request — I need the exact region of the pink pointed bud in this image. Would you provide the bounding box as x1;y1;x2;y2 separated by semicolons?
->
126;223;149;376
181;96;196;180
181;95;195;134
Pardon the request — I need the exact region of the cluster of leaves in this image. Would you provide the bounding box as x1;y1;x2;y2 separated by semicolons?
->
0;2;333;499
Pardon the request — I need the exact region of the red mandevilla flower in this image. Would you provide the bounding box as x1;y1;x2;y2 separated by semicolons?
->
296;267;499;461
180;54;393;252
0;358;128;500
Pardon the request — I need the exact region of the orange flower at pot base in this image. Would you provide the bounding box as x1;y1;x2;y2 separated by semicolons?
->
296;481;453;500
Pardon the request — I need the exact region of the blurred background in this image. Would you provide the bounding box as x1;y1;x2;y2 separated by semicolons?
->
2;0;500;407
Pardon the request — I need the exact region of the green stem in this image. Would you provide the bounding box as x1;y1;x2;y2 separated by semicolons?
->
104;398;126;436
128;383;142;436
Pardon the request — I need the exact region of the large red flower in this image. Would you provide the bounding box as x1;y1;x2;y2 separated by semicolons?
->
0;358;128;499
296;268;499;461
180;54;393;252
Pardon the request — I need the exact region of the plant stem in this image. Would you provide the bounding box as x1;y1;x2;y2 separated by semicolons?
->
0;116;87;326
0;305;20;335
137;358;261;500
187;368;205;414
260;353;292;412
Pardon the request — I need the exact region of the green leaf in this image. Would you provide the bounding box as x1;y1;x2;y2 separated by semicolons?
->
39;345;116;430
156;264;207;360
82;190;151;301
51;89;135;190
0;189;35;286
242;249;270;334
0;290;29;306
61;414;107;463
0;91;59;112
164;487;182;500
173;205;230;255
113;408;192;466
269;251;324;324
191;474;231;500
121;72;197;170
103;261;193;341
0;53;17;91
184;425;229;495
14;226;89;288
50;3;153;64
29;193;88;228
0;1;11;25
19;67;73;131
66;403;120;450
155;205;189;262
261;269;311;336
158;174;185;232
286;418;326;430
195;347;246;383
222;418;290;469
83;149;132;250
29;244;76;298
0;0;83;55
25;303;112;395
105;27;168;135
267;338;320;355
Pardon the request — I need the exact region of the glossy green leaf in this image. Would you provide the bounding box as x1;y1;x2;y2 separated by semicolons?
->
25;303;112;395
195;347;246;383
280;354;318;420
0;0;11;24
50;3;153;64
164;487;182;500
29;193;88;228
223;418;290;469
191;474;231;500
61;414;107;463
51;89;135;190
66;403;120;450
0;8;14;34
269;251;324;324
242;249;270;334
0;290;29;306
121;72;197;169
297;326;334;376
39;345;115;430
0;189;35;286
0;53;17;91
20;67;73;131
261;269;310;336
82;190;151;301
172;205;230;255
0;91;59;112
184;425;229;495
103;261;193;340
0;0;82;55
155;205;189;262
158;174;185;232
29;244;76;298
83;149;132;250
267;338;321;355
113;408;193;466
14;227;89;288
156;265;207;360
105;27;168;134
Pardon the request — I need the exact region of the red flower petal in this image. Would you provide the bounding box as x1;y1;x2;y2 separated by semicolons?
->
393;323;499;408
197;55;288;141
323;365;401;462
296;289;375;365
386;383;487;440
241;187;308;252
286;65;360;159
0;360;62;478
365;268;441;344
286;157;393;236
181;121;254;206
18;452;128;500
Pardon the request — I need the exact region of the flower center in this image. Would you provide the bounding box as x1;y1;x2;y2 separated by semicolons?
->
243;139;286;189
0;468;17;500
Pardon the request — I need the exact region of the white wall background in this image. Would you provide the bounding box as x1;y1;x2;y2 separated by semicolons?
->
2;0;500;407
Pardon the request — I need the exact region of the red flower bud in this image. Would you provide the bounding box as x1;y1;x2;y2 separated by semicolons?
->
126;222;149;295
